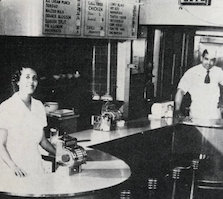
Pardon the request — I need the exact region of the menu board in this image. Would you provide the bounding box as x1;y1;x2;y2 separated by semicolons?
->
43;0;82;35
43;0;139;39
84;0;106;36
107;0;138;38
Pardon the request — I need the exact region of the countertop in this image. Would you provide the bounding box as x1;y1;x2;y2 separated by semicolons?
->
0;149;130;198
2;116;223;197
71;117;223;148
179;117;223;128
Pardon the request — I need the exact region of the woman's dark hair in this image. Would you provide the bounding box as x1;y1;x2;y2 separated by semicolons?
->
11;66;37;93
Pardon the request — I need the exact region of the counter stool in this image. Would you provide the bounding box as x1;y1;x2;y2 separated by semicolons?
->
171;165;191;199
171;167;181;199
196;181;223;199
147;178;158;198
120;189;132;199
189;159;199;199
190;160;223;199
119;178;158;199
180;157;219;199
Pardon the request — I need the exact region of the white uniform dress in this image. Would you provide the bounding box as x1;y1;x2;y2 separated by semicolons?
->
178;64;223;119
0;92;47;177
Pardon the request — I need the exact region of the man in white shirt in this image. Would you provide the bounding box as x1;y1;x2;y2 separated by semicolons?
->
175;49;223;119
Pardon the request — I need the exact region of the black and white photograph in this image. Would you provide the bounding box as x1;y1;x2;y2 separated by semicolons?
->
0;0;223;198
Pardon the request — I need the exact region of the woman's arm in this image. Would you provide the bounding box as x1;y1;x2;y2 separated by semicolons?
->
39;131;56;156
0;128;27;177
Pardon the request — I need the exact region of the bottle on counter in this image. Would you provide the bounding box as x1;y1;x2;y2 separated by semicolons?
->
50;128;59;145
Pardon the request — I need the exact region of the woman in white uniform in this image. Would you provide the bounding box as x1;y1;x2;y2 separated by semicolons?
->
0;67;56;177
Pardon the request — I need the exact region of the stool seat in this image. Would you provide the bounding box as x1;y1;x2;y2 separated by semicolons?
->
198;180;223;190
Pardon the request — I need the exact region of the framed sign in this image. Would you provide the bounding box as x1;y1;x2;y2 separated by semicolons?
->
107;0;138;38
43;0;139;39
84;0;106;37
179;0;211;6
43;0;82;35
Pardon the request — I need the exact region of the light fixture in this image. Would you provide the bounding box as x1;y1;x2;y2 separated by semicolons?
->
92;45;100;100
101;40;113;101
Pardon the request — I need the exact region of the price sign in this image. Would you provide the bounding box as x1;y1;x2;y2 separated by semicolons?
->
84;0;106;37
107;0;138;38
43;0;82;35
43;0;139;39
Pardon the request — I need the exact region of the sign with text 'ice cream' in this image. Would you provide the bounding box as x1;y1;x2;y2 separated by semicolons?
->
43;0;82;35
43;0;139;39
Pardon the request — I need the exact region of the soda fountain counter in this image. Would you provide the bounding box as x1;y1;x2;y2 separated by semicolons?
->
1;117;223;198
69;117;223;198
0;148;130;198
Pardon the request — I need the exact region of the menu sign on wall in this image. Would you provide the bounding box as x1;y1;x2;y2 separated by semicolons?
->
84;0;106;36
107;0;138;38
43;0;139;39
43;0;82;35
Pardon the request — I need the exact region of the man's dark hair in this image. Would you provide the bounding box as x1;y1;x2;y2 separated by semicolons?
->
202;49;209;58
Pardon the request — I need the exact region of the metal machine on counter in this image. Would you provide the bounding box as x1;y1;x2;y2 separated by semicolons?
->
50;128;87;175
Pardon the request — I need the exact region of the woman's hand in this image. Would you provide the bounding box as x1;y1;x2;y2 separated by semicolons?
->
10;164;27;177
0;128;27;177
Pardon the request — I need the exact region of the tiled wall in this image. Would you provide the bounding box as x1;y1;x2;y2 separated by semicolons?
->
94;41;117;98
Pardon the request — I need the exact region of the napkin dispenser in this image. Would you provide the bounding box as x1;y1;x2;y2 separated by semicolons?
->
92;114;113;131
92;111;120;131
91;101;123;131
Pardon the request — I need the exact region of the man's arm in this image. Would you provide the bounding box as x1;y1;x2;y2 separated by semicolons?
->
174;88;185;115
219;70;223;86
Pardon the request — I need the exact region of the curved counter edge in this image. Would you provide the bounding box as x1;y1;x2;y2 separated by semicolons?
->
0;149;131;198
